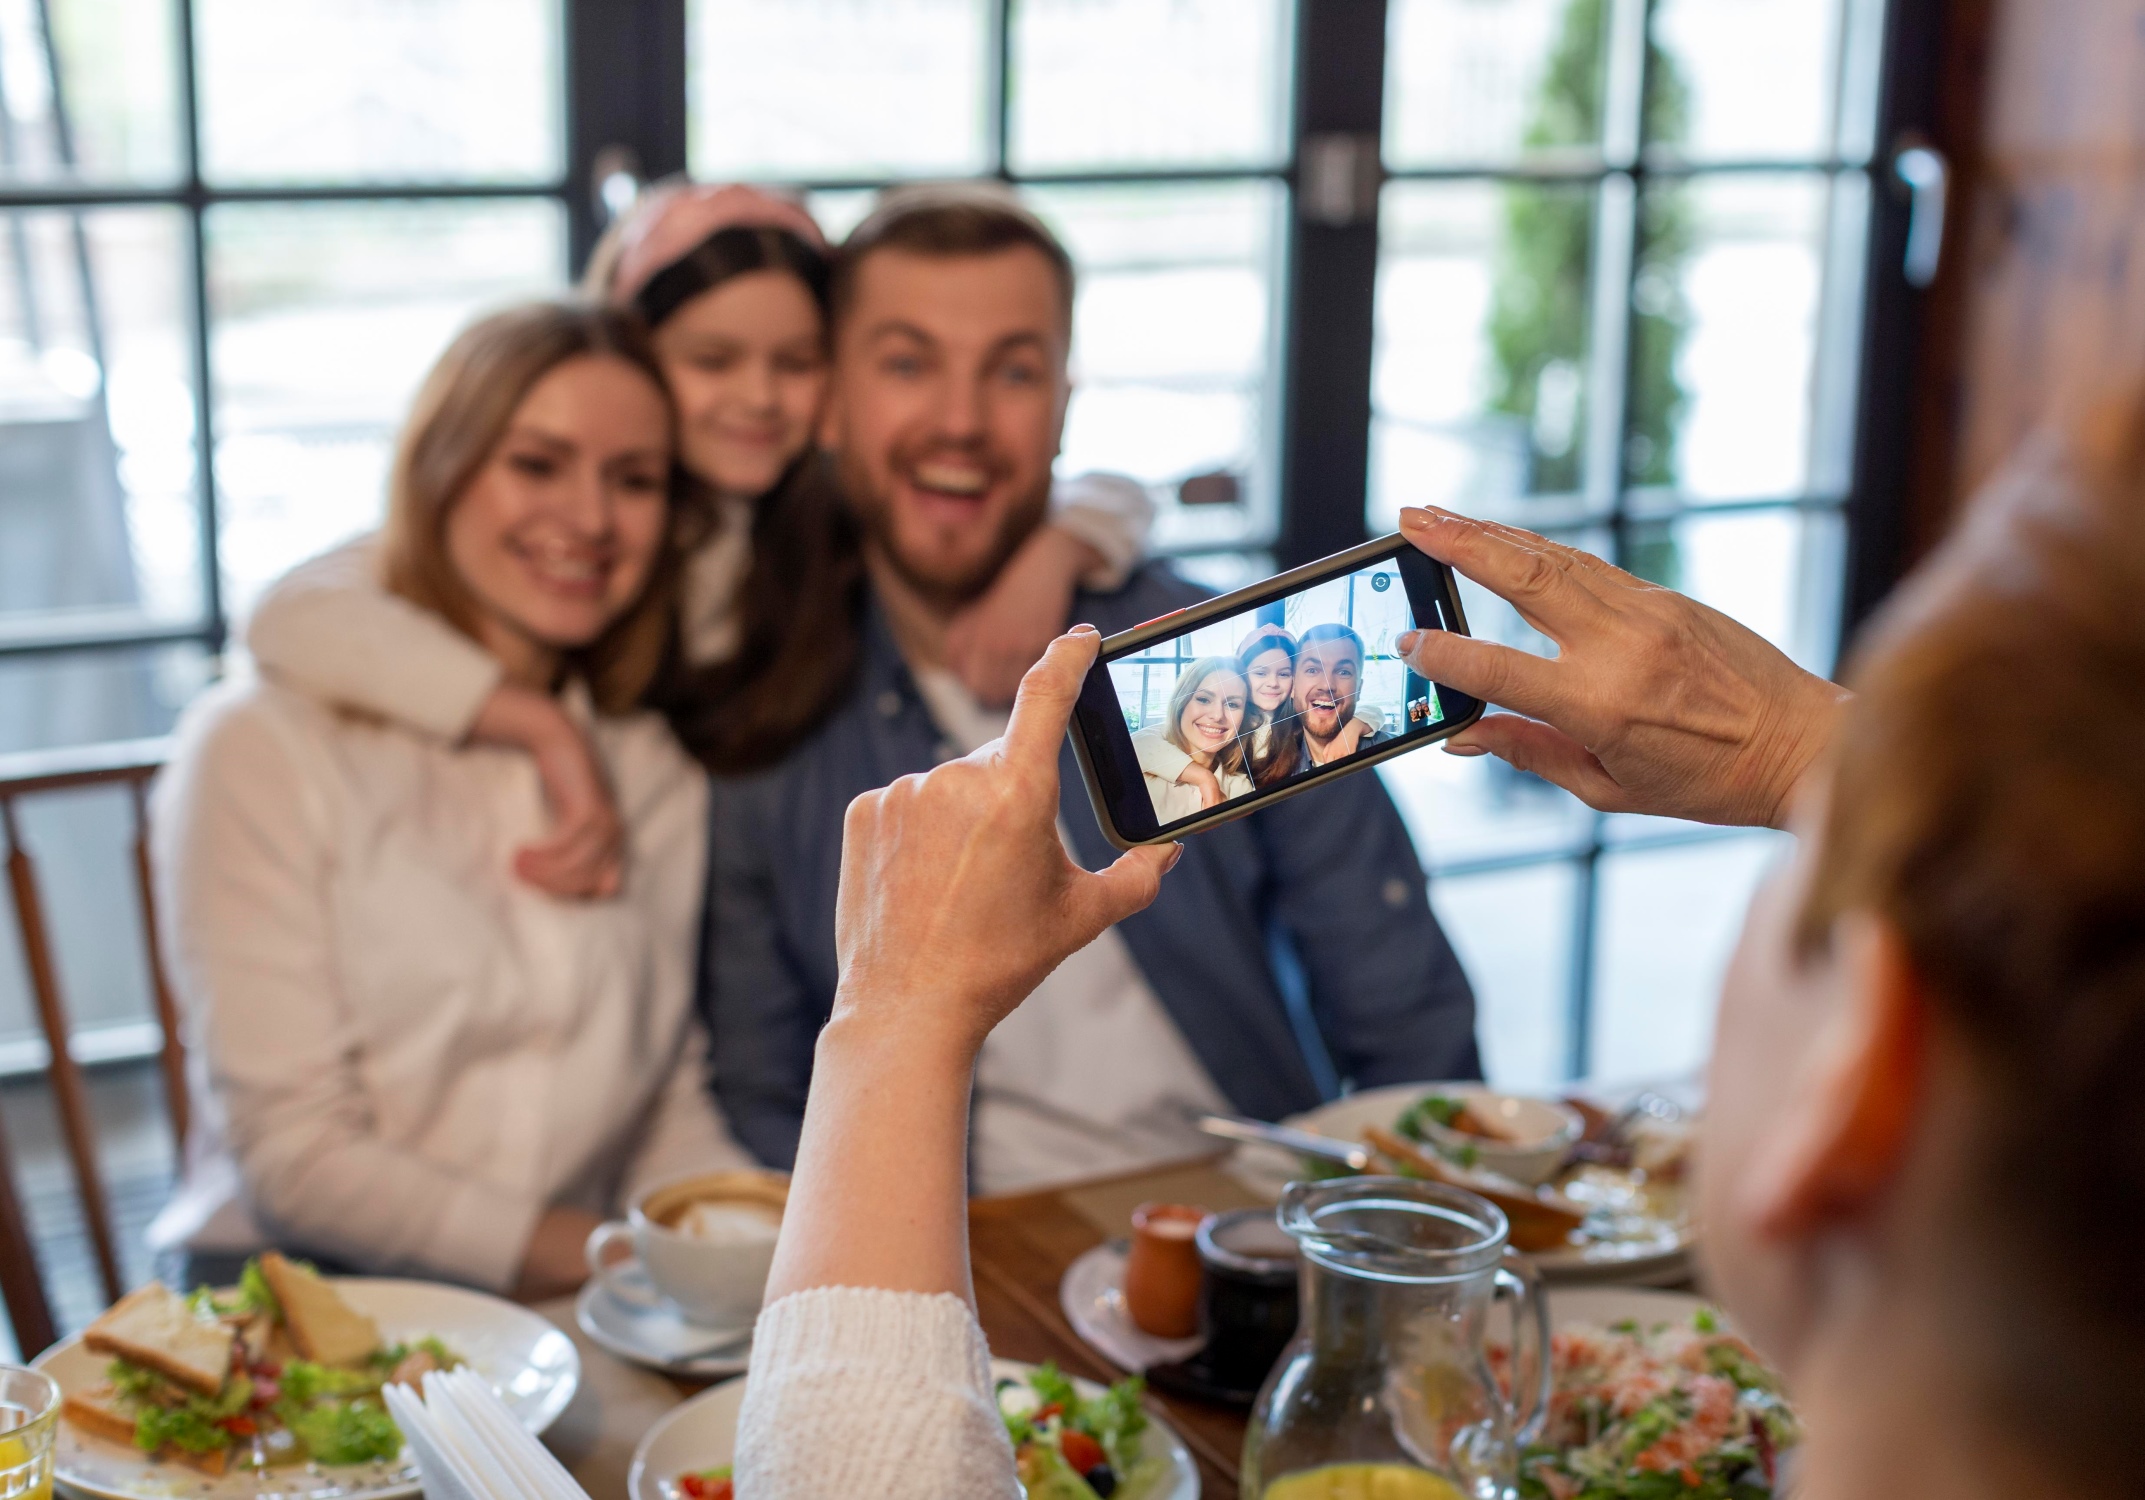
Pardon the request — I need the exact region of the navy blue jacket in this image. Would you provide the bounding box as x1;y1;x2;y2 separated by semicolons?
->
700;562;1481;1167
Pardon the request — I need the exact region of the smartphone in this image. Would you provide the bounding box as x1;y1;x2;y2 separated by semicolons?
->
1069;534;1485;849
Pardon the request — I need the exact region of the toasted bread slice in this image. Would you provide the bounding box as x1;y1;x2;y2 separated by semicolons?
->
62;1384;228;1475
258;1253;379;1367
81;1283;233;1397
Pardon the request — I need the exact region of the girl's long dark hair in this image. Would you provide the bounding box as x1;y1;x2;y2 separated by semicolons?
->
627;223;868;773
1237;634;1305;788
654;454;865;773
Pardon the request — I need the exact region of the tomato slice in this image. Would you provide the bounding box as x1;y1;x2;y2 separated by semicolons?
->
1059;1431;1106;1474
219;1417;258;1438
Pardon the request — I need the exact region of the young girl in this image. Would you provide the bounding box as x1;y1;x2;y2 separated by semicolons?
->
147;304;751;1297
1131;657;1253;822
245;181;1151;896
1236;622;1384;786
1234;623;1304;788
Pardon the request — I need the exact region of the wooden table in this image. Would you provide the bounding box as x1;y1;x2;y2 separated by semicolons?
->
537;1155;1267;1499
970;1156;1268;1498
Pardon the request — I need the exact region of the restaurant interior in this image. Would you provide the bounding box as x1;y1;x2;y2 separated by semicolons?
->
0;0;2136;1496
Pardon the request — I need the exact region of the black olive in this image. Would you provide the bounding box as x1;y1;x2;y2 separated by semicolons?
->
1083;1463;1117;1497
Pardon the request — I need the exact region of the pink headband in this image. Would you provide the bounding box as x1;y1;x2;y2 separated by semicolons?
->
610;183;828;305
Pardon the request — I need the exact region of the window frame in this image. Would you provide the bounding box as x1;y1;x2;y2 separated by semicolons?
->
0;0;1945;1081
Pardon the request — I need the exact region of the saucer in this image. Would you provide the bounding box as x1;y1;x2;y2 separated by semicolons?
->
1059;1241;1205;1374
574;1261;754;1379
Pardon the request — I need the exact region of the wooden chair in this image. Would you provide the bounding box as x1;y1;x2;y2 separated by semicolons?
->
0;737;177;1358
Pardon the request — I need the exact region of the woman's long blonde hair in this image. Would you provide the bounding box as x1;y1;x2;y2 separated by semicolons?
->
1162;658;1249;776
379;300;688;714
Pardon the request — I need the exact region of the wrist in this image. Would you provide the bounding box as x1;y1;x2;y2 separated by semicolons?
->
470;681;567;751
1040;521;1106;580
819;991;986;1075
1760;676;1851;830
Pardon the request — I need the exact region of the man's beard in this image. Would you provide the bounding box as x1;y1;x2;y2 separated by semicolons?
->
837;444;1050;611
1299;688;1357;745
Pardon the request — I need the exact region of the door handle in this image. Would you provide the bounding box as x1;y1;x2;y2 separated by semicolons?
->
1893;143;1949;289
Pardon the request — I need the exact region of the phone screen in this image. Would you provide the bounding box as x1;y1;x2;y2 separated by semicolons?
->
1074;543;1479;843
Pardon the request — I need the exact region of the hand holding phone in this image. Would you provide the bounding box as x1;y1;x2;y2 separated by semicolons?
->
1068;535;1485;848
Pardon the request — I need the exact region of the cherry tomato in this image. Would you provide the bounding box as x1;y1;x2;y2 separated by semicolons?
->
220;1417;258;1438
1059;1431;1106;1474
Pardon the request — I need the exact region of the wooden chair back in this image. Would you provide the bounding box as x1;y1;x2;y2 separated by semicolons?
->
0;737;176;1358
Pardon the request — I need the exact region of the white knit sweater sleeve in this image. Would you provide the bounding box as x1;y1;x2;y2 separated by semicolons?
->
243;535;503;742
733;1287;1020;1499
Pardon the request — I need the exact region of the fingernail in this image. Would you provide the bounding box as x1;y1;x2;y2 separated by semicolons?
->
1069;623;1099;637
1444;739;1488;757
1395;630;1421;653
1164;842;1185;870
1400;507;1433;530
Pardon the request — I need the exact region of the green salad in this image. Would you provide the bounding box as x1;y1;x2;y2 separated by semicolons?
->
1504;1310;1799;1500
997;1363;1167;1500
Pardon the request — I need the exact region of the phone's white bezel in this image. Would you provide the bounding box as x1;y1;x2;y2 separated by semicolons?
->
1068;533;1482;850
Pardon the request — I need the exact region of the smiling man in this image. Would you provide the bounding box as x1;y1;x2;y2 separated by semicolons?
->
702;185;1481;1188
1293;623;1384;768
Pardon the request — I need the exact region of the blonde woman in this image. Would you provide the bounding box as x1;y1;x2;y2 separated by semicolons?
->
147;303;750;1298
1130;657;1253;822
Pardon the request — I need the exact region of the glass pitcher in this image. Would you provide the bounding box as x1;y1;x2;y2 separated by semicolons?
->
1240;1177;1551;1500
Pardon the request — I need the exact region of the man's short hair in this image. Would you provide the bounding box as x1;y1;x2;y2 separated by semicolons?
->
831;181;1076;333
1298;622;1366;663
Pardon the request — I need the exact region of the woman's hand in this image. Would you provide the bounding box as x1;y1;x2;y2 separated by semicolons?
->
832;627;1183;1053
469;684;625;898
1396;506;1848;829
766;628;1181;1307
512;1205;603;1302
943;524;1104;708
1334;718;1374;758
1179;761;1224;808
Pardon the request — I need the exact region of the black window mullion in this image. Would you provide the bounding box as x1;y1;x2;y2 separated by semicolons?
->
987;0;1012;179
1558;0;1658;1082
173;0;223;655
564;0;686;273
1274;0;1383;572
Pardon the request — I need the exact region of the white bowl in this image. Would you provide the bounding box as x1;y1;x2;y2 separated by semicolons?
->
1415;1085;1584;1186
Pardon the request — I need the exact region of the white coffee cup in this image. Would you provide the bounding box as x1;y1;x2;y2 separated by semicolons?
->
584;1169;788;1332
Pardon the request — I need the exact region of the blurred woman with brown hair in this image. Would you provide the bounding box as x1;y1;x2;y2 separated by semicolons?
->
146;303;751;1298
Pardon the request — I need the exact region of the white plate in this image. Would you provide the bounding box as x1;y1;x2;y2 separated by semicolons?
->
1222;1081;1696;1284
1059;1243;1205;1374
627;1358;1201;1500
573;1278;752;1380
36;1277;580;1500
1547;1284;1712;1334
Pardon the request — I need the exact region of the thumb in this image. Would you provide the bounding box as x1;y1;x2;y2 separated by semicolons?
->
1071;842;1182;935
1448;714;1630;811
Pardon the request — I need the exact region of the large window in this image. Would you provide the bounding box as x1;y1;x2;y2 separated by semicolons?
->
1372;0;1888;1084
0;0;1923;1092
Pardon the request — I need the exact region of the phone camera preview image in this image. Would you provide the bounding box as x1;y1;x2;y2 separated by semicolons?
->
1108;563;1443;831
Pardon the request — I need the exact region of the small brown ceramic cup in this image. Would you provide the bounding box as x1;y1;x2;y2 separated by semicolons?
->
1122;1202;1208;1338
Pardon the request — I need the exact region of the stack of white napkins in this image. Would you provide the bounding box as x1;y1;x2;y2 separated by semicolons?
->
382;1368;589;1500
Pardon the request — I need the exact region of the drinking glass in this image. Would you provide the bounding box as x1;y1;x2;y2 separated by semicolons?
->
1242;1178;1551;1500
0;1367;59;1500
